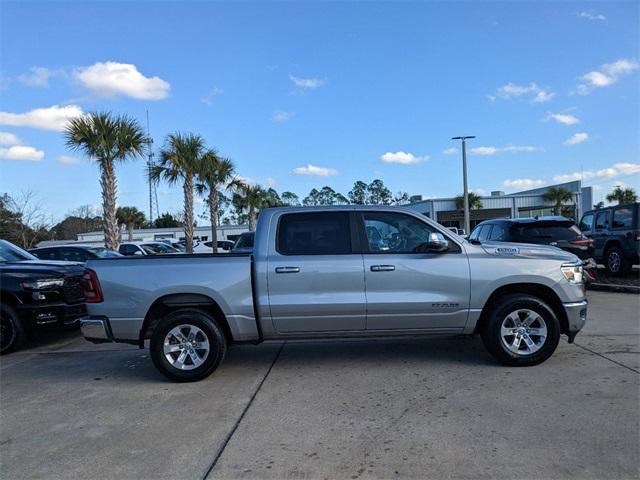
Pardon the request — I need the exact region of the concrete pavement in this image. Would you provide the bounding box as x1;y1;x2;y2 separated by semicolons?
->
0;291;638;479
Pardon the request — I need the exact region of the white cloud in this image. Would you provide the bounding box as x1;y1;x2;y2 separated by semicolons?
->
74;61;170;100
578;11;606;21
546;112;579;125
289;74;324;89
564;132;589;145
17;67;57;87
576;58;639;95
502;178;546;189
290;163;338;176
0;104;84;131
265;177;277;187
57;155;80;165
442;147;458;155
553;162;640;182
379;151;428;164
0;145;44;161
471;188;487;195
470;145;543;155
201;87;223;106
488;82;555;103
273;110;295;122
0;131;22;145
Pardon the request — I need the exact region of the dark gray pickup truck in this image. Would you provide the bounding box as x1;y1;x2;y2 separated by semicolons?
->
81;206;588;381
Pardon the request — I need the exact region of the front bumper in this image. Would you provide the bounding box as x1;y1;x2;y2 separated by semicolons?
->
16;302;87;328
563;299;588;343
80;316;114;344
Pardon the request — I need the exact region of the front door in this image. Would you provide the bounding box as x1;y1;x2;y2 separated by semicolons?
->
267;211;366;333
358;211;470;331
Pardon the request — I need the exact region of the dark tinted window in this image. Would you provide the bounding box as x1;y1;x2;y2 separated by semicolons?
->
612;208;633;229
119;244;140;255
488;223;508;241
579;214;594;232
478;225;492;241
32;248;59;260
278;212;351;255
60;248;88;262
595;211;609;229
512;224;581;243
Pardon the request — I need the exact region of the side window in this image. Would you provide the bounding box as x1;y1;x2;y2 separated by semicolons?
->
478;224;492;242
362;211;458;253
277;212;351;255
469;226;481;241
60;249;87;262
119;244;139;256
579;214;594;232
595;211;609;230
33;249;59;260
488;224;507;241
612;208;632;229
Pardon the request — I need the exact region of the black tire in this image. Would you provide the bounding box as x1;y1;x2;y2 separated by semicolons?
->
150;308;226;382
605;246;630;276
480;294;560;367
1;304;26;355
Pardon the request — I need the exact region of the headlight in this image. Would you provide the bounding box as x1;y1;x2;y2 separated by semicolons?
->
561;264;583;284
21;278;65;290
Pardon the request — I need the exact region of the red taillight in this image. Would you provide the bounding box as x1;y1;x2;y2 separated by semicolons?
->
571;238;594;246
82;268;103;303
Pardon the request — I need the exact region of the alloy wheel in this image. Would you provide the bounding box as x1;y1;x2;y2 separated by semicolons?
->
500;309;547;356
163;324;210;370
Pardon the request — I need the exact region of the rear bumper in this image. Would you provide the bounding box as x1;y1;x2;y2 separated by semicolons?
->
80;316;114;344
16;302;87;328
563;300;588;343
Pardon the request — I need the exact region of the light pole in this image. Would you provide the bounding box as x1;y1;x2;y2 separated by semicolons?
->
451;135;475;235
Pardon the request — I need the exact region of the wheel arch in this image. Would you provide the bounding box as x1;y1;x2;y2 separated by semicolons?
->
475;283;569;336
139;293;233;347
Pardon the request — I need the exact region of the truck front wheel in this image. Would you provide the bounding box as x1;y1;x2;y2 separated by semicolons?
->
480;294;560;367
150;309;227;382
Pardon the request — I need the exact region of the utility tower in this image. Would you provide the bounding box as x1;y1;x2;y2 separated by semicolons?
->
146;110;159;223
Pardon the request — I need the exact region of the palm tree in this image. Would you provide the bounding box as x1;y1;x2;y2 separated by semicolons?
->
542;187;574;215
150;133;205;253
116;206;147;241
195;150;241;247
454;192;483;210
64;111;146;250
606;186;637;205
235;183;265;230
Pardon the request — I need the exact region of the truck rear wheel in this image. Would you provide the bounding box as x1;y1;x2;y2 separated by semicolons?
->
1;304;26;355
150;309;226;382
480;294;560;367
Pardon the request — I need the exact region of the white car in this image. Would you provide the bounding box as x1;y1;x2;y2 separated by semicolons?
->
118;242;180;256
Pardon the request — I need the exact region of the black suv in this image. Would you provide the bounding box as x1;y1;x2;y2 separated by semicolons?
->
29;244;122;262
469;216;595;266
1;240;87;354
579;203;639;275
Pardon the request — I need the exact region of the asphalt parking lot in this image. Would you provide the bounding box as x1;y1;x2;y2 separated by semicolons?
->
1;290;638;480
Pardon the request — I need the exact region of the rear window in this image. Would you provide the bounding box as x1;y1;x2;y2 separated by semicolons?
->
612;208;633;229
512;224;581;243
277;212;351;255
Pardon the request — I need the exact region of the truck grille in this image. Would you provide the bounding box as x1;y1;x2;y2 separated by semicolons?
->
63;277;85;304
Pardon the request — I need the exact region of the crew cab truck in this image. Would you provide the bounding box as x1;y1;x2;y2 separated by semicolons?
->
81;206;588;382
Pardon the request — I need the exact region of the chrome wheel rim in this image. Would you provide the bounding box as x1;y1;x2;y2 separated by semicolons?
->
500;309;547;356
608;251;621;272
163;324;210;370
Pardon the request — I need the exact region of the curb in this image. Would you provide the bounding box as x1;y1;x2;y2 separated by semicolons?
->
588;283;640;294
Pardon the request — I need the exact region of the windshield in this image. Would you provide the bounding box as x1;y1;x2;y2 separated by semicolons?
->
87;247;122;258
141;243;178;254
234;233;254;249
0;240;39;262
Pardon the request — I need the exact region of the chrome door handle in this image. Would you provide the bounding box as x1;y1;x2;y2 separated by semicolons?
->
275;266;300;274
370;265;395;272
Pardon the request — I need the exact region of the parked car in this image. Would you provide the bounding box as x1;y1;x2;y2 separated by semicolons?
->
80;206;587;382
29;244;122;262
468;217;596;281
231;231;254;253
0;240;87;354
201;240;235;252
118;241;180;256
159;239;186;252
579;203;640;275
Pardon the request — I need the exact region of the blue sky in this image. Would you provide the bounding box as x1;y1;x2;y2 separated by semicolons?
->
1;1;639;221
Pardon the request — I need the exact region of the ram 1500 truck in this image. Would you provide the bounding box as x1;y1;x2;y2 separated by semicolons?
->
80;206;588;382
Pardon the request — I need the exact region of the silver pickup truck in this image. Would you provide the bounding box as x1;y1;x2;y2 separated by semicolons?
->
81;206;588;382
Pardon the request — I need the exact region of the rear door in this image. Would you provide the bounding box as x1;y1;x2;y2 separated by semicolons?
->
267;211;366;333
358;211;470;331
593;210;611;257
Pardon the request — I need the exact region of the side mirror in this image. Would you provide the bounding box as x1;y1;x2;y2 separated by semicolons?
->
427;232;449;252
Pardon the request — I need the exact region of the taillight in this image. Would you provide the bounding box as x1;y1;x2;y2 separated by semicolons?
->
635;231;640;241
82;268;103;303
570;238;594;246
